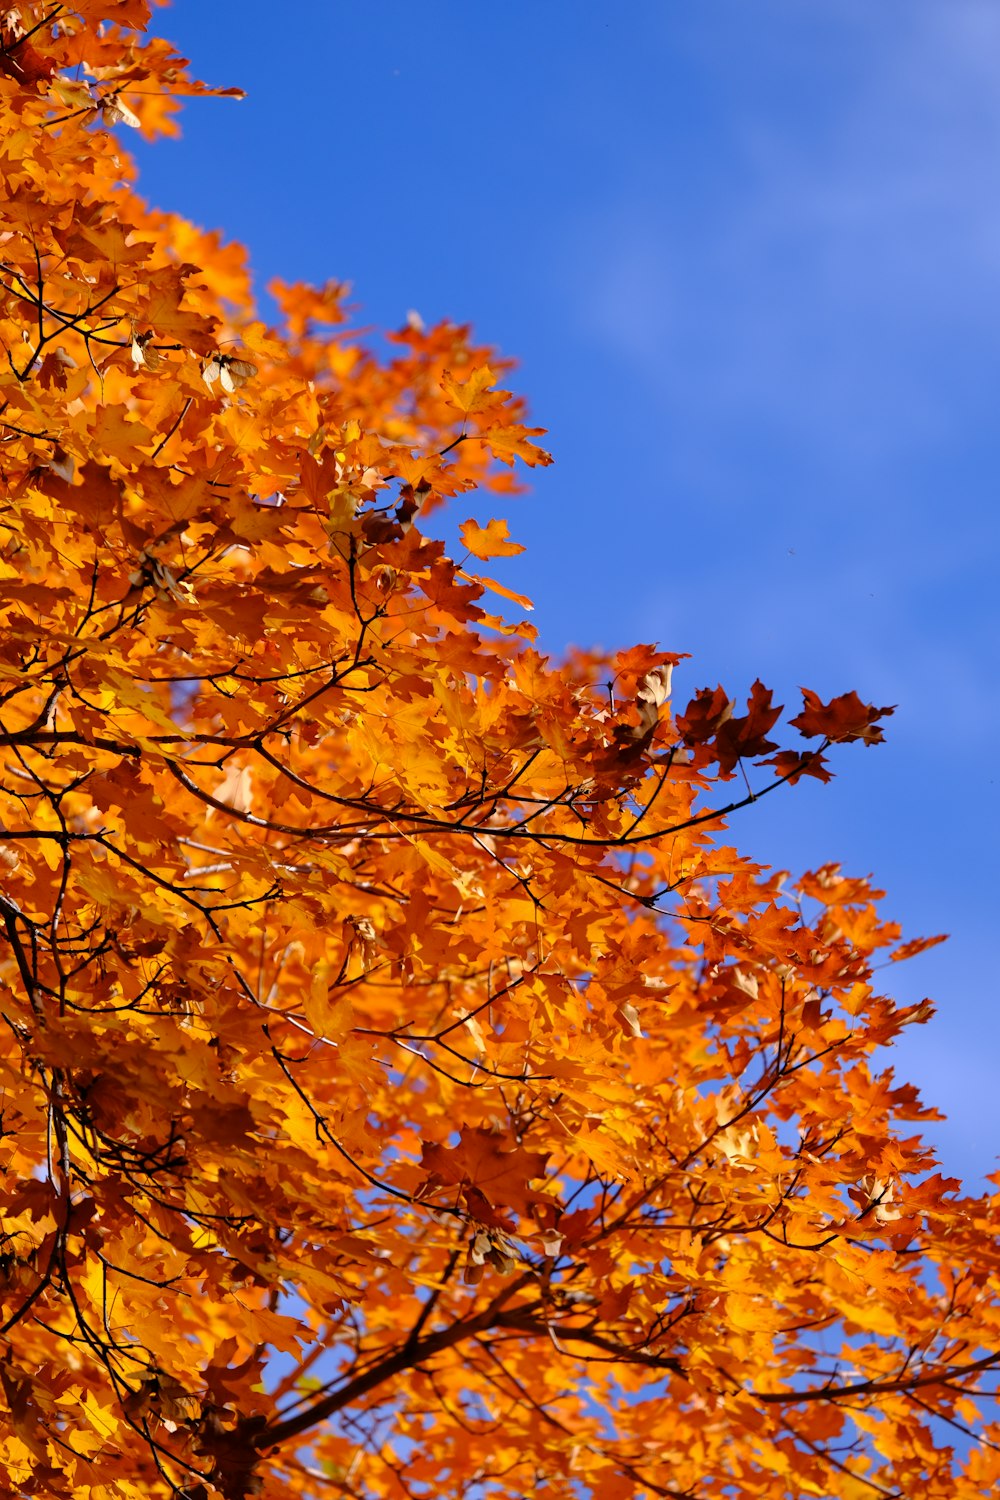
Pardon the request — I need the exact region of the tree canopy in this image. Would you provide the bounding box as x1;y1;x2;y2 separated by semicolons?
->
1;6;998;1499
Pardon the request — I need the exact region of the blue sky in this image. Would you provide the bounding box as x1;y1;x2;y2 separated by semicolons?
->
135;1;999;1185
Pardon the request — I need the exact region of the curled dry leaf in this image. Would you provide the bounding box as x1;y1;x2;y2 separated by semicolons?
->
634;663;672;738
343;915;380;973
618;1002;643;1038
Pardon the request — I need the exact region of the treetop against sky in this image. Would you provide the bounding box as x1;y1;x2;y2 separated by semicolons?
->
1;6;998;1499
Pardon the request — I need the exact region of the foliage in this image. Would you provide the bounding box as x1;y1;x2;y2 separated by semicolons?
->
1;6;997;1498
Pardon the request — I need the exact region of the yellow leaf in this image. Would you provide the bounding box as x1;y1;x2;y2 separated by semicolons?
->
440;364;498;415
460;517;525;560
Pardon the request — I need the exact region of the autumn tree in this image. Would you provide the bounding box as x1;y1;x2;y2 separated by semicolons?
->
1;7;998;1499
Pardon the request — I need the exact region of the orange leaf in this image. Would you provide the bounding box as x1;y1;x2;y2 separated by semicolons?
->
791;687;894;745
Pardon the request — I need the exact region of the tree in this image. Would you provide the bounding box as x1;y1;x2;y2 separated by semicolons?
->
0;6;997;1498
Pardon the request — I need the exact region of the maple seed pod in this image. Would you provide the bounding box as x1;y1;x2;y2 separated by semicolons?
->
101;94;141;129
203;353;258;393
130;328;162;371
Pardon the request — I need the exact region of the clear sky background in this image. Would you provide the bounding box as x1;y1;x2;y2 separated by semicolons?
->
133;1;999;1188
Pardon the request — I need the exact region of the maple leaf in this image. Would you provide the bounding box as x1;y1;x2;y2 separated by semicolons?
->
757;747;833;784
124;263;219;351
440;364;499;415
677;683;734;744
791;687;895;744
419;1129;551;1230
74;1;153;21
0;17;55;85
481;420;553;468
713;680;782;774
460;516;525;560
